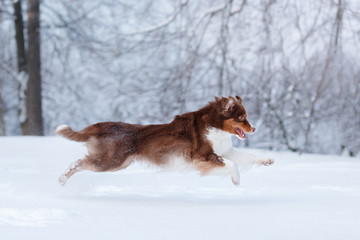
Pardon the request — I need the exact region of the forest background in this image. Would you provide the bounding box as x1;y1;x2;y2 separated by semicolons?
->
0;0;359;155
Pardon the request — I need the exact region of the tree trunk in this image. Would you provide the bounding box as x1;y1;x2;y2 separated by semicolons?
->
14;0;27;73
23;0;43;135
0;89;5;135
13;0;28;134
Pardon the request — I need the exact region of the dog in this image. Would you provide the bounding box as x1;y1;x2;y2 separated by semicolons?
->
56;96;274;186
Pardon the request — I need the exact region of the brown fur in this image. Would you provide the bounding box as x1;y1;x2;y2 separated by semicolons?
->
56;96;256;185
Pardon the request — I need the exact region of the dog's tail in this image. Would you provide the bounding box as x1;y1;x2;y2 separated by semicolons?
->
55;125;90;142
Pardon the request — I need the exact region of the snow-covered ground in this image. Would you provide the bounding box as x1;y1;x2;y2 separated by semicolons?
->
1;136;359;240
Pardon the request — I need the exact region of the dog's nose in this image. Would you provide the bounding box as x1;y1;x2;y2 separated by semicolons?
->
252;127;256;133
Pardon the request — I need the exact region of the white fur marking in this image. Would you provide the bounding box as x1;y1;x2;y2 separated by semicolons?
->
163;155;193;172
223;148;274;169
56;124;69;133
132;154;193;173
206;128;233;156
86;137;99;155
208;158;240;186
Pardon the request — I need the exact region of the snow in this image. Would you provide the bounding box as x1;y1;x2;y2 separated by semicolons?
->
1;136;360;240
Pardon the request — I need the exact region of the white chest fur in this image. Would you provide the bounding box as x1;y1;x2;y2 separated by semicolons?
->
205;128;233;156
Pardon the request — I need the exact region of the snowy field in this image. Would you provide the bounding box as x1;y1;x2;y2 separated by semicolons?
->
1;136;360;240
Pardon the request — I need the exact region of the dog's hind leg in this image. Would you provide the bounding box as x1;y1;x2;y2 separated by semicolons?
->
59;156;93;186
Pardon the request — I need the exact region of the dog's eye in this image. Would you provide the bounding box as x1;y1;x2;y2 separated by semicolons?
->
238;116;244;121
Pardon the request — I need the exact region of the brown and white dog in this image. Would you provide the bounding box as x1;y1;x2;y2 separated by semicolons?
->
56;96;274;186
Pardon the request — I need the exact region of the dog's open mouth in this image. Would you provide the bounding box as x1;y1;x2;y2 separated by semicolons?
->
235;128;246;140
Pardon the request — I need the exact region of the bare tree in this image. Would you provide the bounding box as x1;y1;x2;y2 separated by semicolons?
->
13;1;26;73
22;0;43;135
13;0;28;134
0;80;5;135
1;0;359;155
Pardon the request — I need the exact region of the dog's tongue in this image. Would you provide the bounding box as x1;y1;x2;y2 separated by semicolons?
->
235;128;246;139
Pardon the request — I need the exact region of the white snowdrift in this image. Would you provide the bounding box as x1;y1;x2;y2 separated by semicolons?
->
0;136;359;240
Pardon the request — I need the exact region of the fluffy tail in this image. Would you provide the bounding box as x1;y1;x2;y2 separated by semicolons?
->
55;125;90;142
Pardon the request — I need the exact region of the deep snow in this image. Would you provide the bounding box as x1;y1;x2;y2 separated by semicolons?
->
0;136;360;240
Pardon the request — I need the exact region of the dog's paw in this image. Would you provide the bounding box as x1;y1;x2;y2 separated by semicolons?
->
260;159;274;166
58;175;67;186
231;176;240;186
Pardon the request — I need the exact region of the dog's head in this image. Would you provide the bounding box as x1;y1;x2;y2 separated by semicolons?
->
215;96;255;140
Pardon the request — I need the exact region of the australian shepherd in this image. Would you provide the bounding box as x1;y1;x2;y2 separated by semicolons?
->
56;96;274;186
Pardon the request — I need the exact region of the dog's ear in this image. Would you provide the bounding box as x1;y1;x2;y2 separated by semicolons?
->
222;96;236;114
235;95;242;104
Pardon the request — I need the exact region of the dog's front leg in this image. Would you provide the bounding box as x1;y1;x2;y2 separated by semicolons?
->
194;154;240;186
223;148;274;169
